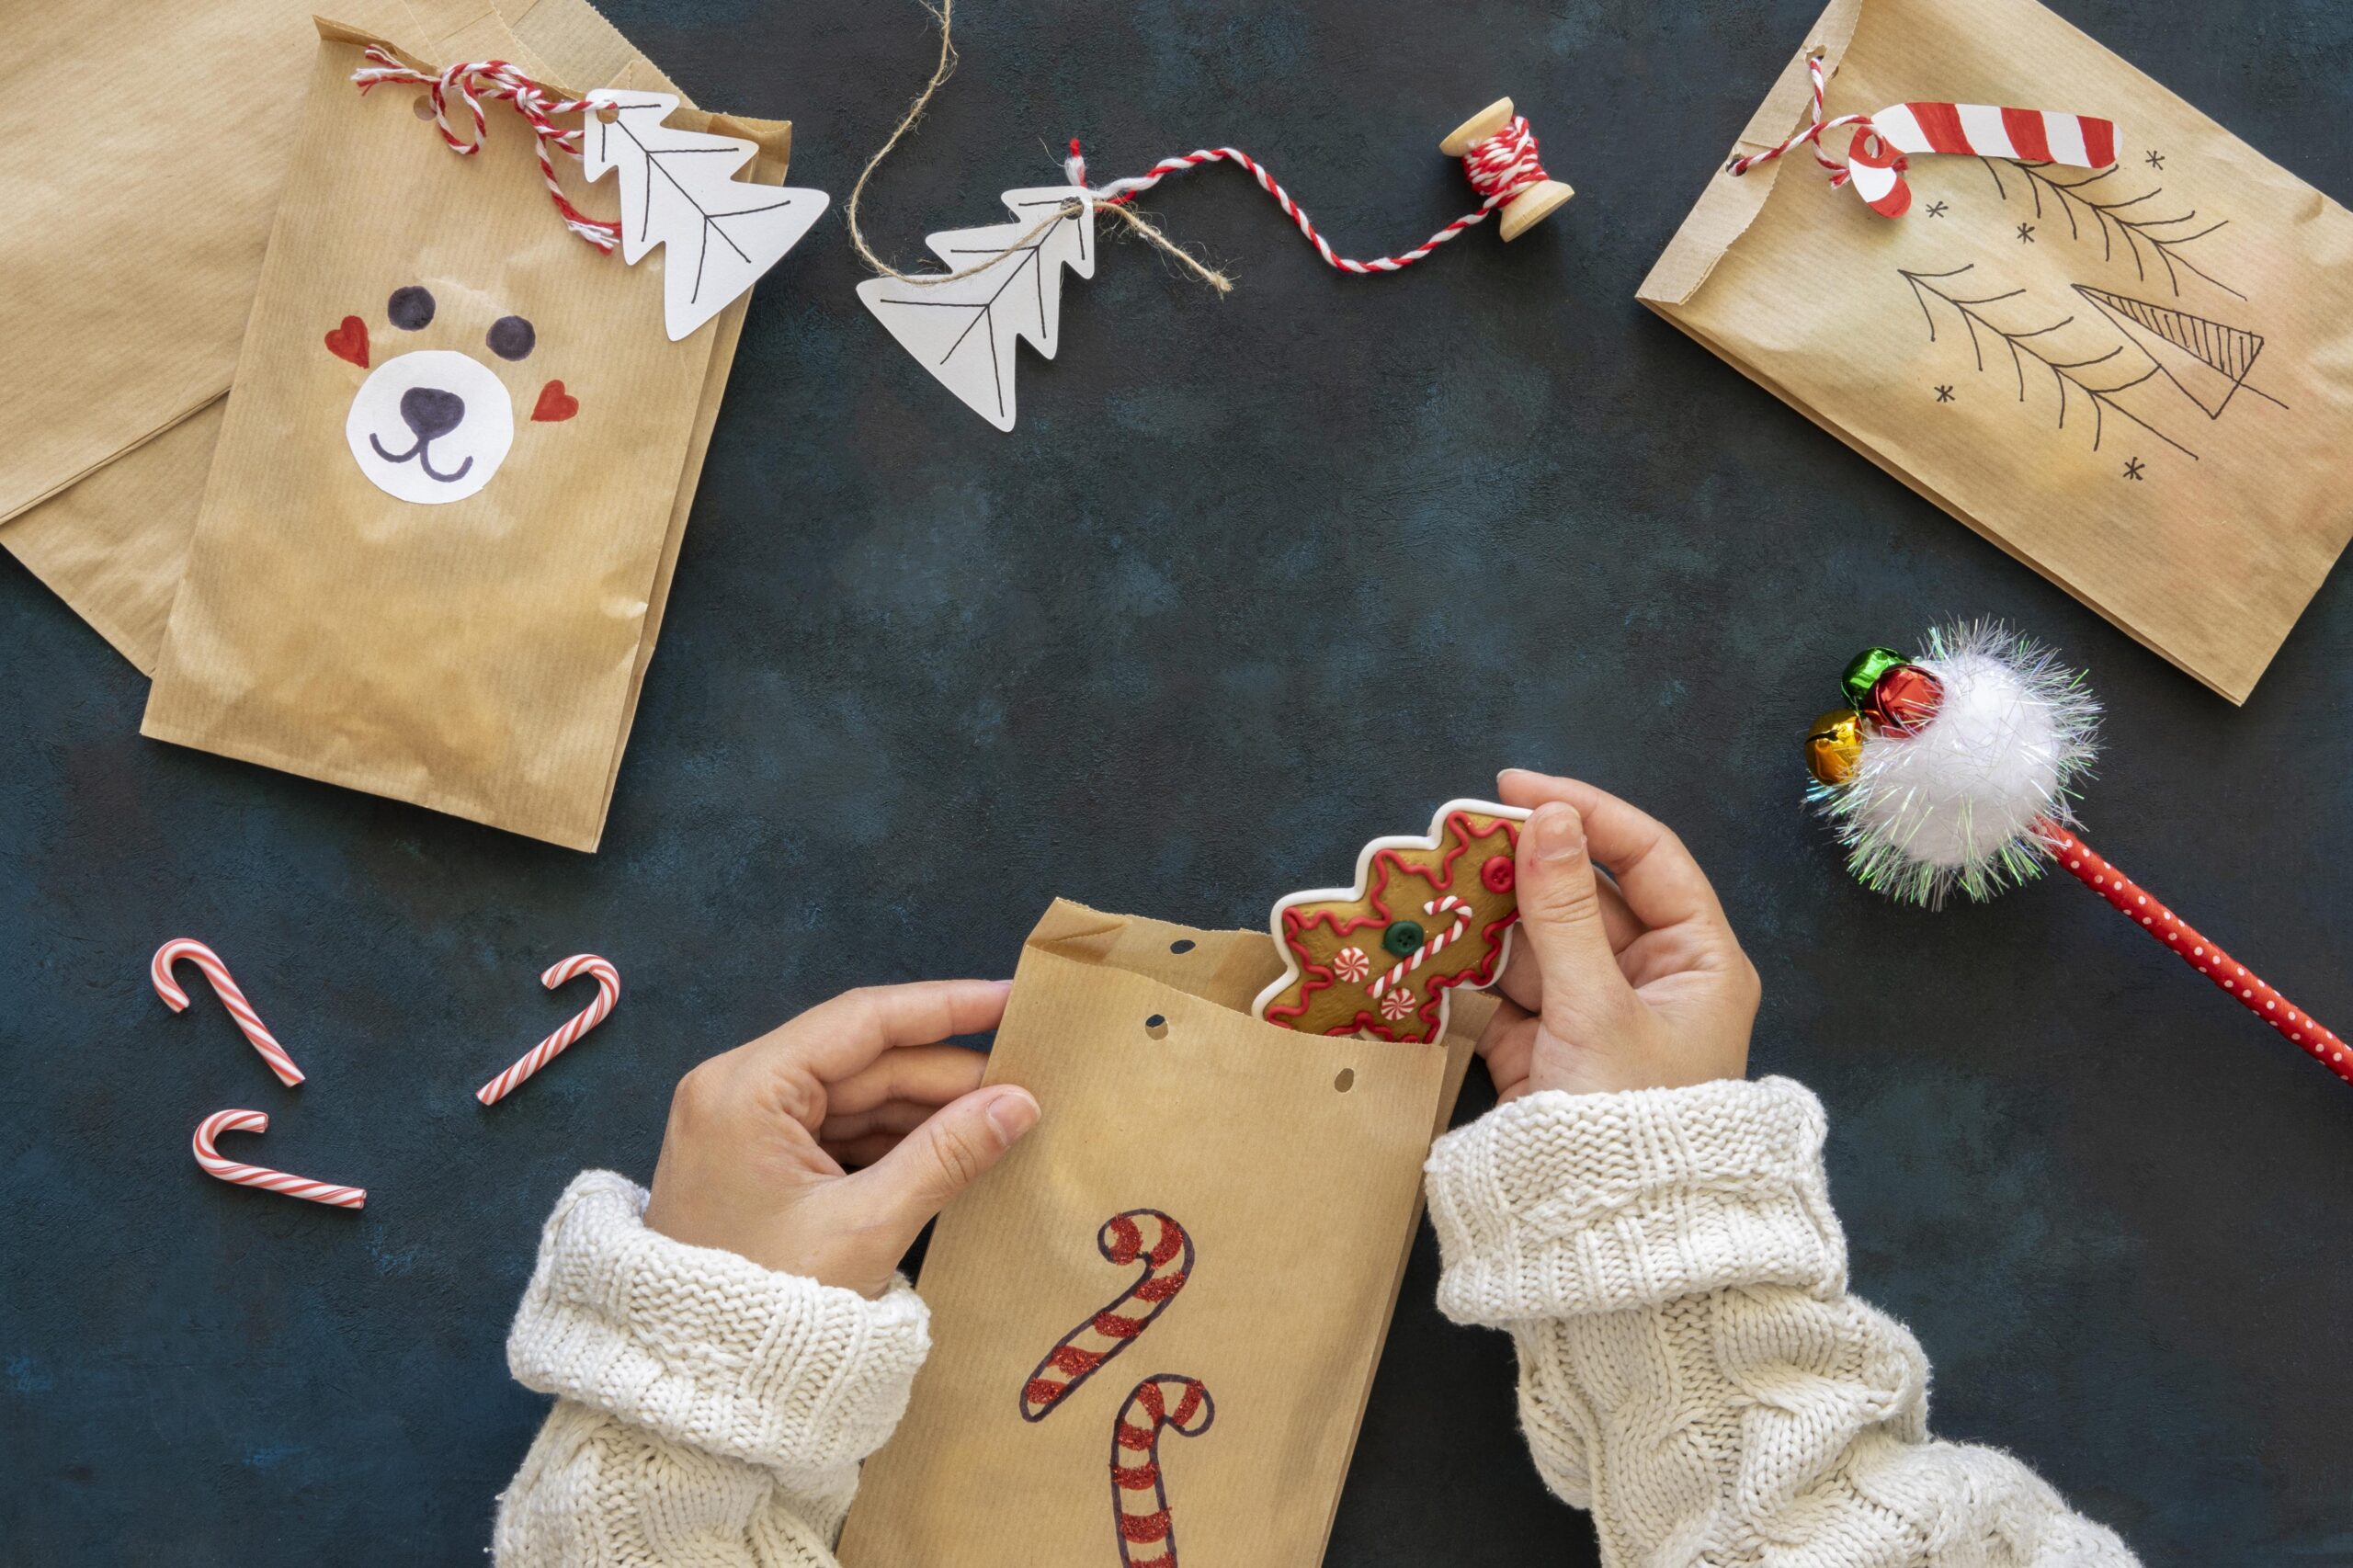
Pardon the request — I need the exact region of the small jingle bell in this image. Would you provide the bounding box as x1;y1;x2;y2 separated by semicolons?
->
1864;665;1944;735
1841;646;1909;709
1805;708;1865;786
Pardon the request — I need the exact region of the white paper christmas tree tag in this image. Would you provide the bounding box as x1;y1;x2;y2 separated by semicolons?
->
855;187;1097;432
581;89;830;342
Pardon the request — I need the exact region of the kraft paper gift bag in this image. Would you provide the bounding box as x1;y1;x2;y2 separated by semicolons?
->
0;0;726;679
0;0;415;528
140;22;793;850
838;899;1489;1568
1638;0;2353;703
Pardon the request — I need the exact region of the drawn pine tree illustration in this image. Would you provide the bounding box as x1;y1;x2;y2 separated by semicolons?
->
1980;159;2241;300
581;90;829;341
2073;285;2285;420
1901;265;2197;458
855;187;1098;432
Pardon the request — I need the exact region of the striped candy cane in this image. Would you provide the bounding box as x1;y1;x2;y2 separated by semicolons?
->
476;955;621;1106
1021;1210;1194;1421
152;939;305;1087
1109;1375;1216;1568
1728;54;2113;218
1367;897;1476;1000
192;1109;365;1210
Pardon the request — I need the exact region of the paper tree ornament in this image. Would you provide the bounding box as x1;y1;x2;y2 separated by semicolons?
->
854;187;1097;432
582;89;830;342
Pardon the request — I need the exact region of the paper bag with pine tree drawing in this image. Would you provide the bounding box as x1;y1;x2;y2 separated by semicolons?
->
1638;0;2353;703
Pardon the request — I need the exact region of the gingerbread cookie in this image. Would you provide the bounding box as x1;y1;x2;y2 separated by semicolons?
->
1251;800;1530;1043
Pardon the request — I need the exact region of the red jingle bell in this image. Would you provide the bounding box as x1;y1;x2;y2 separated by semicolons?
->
1863;665;1944;735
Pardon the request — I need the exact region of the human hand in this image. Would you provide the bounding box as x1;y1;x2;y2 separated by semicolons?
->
642;980;1040;1298
1478;771;1758;1099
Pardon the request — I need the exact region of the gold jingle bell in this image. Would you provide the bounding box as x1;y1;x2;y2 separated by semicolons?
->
1805;708;1864;786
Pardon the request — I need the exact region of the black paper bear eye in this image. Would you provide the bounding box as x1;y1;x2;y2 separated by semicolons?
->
387;286;436;331
487;316;537;361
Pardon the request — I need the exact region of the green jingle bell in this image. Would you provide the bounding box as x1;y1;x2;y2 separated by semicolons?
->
1841;646;1909;709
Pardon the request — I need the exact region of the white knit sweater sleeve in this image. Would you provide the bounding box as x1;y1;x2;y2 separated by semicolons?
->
492;1171;929;1568
1424;1077;2141;1567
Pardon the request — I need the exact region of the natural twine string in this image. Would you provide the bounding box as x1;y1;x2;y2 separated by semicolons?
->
843;0;1233;292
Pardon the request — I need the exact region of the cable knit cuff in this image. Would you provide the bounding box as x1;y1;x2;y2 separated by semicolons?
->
1425;1076;1847;1324
506;1171;931;1475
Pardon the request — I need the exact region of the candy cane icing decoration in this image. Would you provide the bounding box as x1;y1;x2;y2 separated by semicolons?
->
1021;1210;1193;1421
1367;897;1475;1000
1109;1375;1216;1568
475;955;621;1106
193;1110;366;1210
152;939;305;1087
1727;53;2112;218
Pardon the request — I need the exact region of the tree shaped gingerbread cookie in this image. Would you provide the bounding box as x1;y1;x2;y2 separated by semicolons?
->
1251;800;1530;1044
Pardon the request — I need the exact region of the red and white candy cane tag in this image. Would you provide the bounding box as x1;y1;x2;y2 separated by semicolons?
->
1727;57;2115;221
476;954;621;1106
1851;103;2117;218
153;938;306;1087
193;1109;366;1210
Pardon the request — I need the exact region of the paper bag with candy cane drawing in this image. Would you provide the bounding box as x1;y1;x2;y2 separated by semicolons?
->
138;20;812;849
838;899;1488;1568
1638;0;2353;704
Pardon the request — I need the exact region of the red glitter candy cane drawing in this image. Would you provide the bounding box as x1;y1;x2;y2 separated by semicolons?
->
1109;1374;1216;1568
1020;1210;1193;1421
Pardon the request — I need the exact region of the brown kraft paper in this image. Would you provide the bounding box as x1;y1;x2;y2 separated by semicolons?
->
1638;0;2353;703
0;0;732;687
839;899;1489;1568
140;21;787;849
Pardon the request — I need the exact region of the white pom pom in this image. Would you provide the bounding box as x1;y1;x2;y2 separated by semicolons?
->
1816;621;2099;905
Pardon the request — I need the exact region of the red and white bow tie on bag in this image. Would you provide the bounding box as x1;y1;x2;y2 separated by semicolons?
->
1730;54;2117;217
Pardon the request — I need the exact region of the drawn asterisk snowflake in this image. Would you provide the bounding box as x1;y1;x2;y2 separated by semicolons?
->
1925;199;1949;218
2144;150;2165;170
2016;222;2036;243
1935;384;1954;403
2123;457;2146;481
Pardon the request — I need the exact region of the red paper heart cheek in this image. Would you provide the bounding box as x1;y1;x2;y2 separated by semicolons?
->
325;315;370;368
531;380;579;422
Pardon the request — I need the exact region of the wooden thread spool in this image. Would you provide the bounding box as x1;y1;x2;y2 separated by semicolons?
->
1439;97;1574;242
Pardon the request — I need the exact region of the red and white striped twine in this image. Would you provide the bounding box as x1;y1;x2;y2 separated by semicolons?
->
352;46;620;250
193;1109;366;1210
476;955;622;1106
1064;114;1556;275
1724;52;1881;188
152;938;306;1087
2041;825;2353;1089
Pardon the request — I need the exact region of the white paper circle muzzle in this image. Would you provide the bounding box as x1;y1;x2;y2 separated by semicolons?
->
345;349;517;505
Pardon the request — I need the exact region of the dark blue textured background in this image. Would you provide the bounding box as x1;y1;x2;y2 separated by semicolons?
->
5;0;2350;1561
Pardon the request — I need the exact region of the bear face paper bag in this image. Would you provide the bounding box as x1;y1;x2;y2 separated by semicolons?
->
142;23;813;849
837;900;1487;1568
1638;0;2353;703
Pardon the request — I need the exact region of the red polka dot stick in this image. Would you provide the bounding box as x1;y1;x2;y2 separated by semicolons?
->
2043;827;2353;1087
476;955;620;1106
1020;1210;1193;1422
1108;1374;1216;1568
1805;622;2352;1092
192;1110;366;1210
152;938;306;1087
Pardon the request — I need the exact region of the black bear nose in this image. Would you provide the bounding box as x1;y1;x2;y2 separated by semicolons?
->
400;386;466;441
